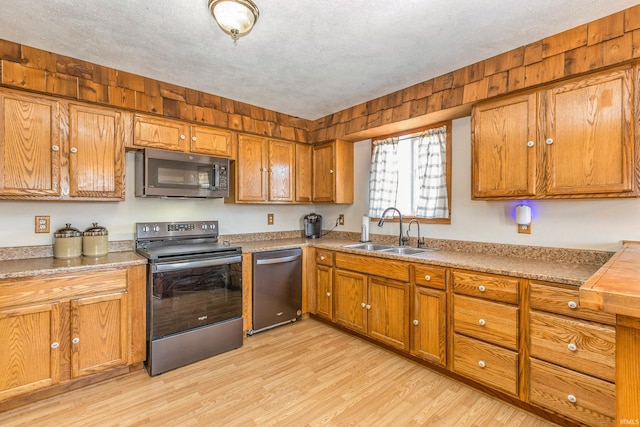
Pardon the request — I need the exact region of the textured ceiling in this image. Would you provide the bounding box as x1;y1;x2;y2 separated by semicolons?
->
0;1;637;120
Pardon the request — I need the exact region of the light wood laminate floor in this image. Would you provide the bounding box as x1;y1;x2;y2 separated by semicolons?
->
0;319;556;426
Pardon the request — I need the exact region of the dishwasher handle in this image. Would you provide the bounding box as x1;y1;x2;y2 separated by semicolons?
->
255;254;301;265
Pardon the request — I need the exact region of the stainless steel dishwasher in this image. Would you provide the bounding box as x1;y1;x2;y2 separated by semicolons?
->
250;248;302;335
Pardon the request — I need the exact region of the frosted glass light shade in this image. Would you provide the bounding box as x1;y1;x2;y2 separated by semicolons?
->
209;0;259;42
515;204;531;225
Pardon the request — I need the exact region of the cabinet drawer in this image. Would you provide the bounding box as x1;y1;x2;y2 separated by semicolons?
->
453;333;518;396
315;249;334;266
530;311;615;382
530;358;615;426
453;294;518;350
529;281;615;325
335;252;409;282
413;264;446;290
452;271;519;304
0;269;127;308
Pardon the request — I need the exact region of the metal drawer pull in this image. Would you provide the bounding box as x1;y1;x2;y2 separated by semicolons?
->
567;301;577;309
424;275;431;281
320;255;325;261
567;394;577;403
478;285;486;292
51;342;59;349
478;319;486;326
478;360;486;368
72;337;80;345
413;319;419;326
527;140;534;147
326;292;331;297
567;343;577;352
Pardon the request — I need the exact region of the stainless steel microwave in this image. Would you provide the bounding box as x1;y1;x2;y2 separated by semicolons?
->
135;148;230;198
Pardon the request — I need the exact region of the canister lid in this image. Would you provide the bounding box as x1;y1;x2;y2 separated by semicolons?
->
54;223;82;238
83;222;108;236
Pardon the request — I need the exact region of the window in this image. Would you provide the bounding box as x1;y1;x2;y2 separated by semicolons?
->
368;122;451;223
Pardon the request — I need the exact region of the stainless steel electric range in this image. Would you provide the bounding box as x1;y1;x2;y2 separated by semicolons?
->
135;220;243;376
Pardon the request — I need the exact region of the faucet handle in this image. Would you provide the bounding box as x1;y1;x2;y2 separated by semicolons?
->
417;238;425;248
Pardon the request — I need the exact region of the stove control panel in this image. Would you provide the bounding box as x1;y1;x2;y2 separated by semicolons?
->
136;221;219;240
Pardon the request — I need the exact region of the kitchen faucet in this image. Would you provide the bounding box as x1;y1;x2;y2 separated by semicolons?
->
406;219;425;248
377;207;409;246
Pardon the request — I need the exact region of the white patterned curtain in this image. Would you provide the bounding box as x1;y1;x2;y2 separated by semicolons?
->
368;138;399;218
415;126;449;218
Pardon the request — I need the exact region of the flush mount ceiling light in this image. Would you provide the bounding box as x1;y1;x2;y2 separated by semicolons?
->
208;0;259;44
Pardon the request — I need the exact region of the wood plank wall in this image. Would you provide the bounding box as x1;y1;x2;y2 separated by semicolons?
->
309;4;640;143
0;41;309;143
1;4;639;146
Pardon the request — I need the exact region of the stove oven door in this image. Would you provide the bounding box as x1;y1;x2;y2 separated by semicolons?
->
149;255;242;340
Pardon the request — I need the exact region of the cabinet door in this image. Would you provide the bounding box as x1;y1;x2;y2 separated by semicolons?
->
68;104;124;198
295;143;313;203
237;134;267;201
412;286;446;366
544;68;633;195
0;303;61;400
268;139;294;202
0;92;61;196
133;114;187;151
190;125;232;157
312;142;335;202
471;93;537;198
315;265;333;320
70;292;128;379
334;269;367;334
368;277;409;351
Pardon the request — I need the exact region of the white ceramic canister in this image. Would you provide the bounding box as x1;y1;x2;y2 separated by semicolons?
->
53;223;82;259
83;223;109;257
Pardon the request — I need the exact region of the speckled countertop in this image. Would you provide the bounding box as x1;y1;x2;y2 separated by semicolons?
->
0;235;609;286
238;237;605;286
0;251;147;280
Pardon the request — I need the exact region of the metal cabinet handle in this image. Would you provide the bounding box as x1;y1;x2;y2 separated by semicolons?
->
478;319;486;326
70;147;78;153
567;394;577;403
361;302;366;308
52;145;60;152
365;304;371;310
478;360;486;368
527;140;534;147
568;301;577;309
329;169;334;174
567;343;577;352
51;342;59;349
424;275;431;281
413;319;419;326
478;285;486;292
545;138;554;145
326;292;331;297
180;134;186;140
192;136;197;141
320;256;325;261
72;337;80;345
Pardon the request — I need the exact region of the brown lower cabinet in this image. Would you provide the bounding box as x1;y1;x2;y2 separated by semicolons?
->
0;265;145;407
310;250;617;426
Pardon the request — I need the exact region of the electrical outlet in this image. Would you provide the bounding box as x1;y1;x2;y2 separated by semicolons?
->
35;216;50;233
338;214;344;225
517;223;531;234
267;213;274;225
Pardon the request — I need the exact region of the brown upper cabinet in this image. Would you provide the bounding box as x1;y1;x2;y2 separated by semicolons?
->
313;139;354;203
0;90;124;201
132;114;232;158
295;143;313;203
472;66;636;199
232;134;298;203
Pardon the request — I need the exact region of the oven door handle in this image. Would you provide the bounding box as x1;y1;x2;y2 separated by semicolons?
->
153;255;242;273
255;254;301;265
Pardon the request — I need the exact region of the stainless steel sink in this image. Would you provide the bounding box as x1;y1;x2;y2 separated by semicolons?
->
343;243;438;256
343;243;394;251
378;247;437;255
